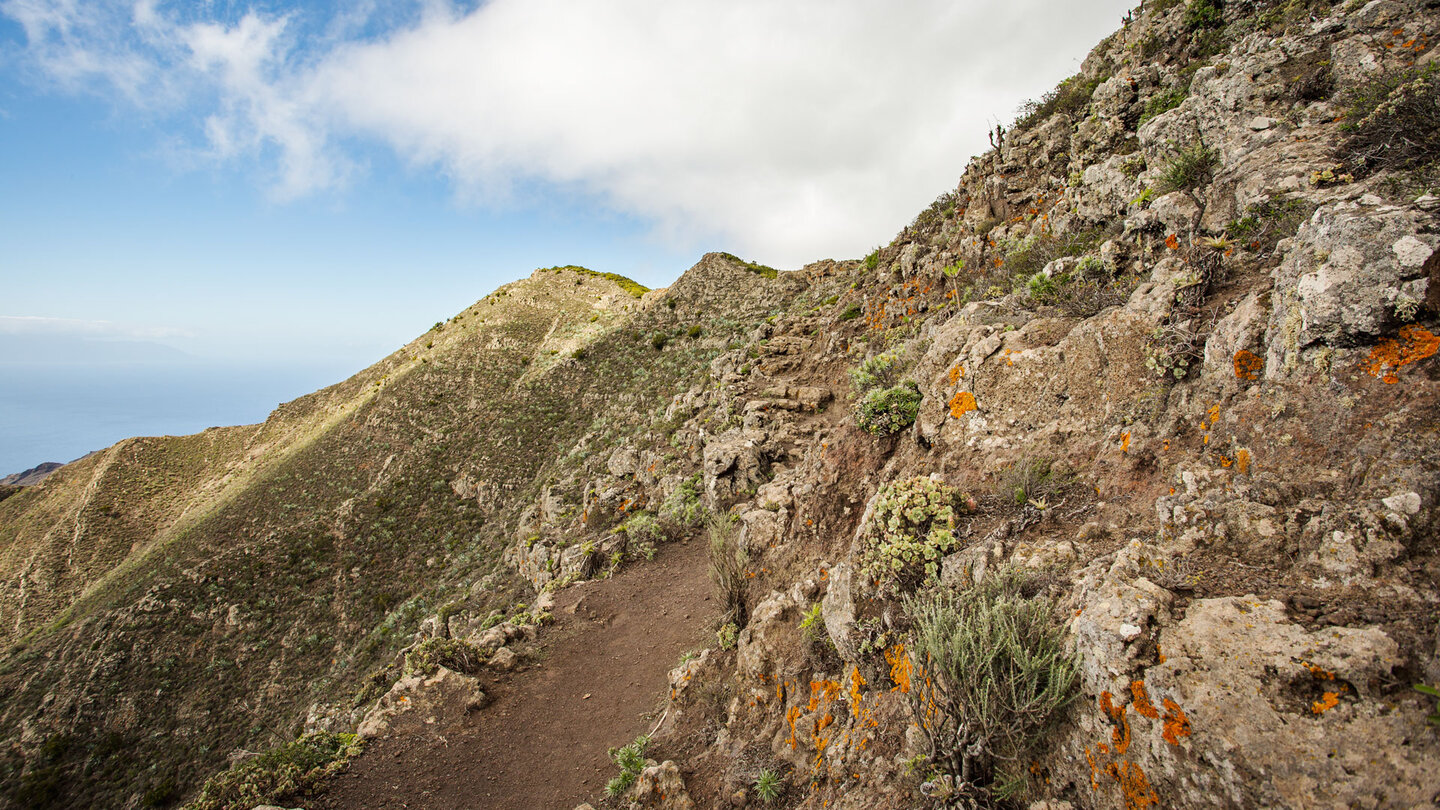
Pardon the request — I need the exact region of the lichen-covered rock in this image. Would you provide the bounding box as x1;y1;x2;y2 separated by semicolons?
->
1058;597;1436;809
630;760;695;810
1266;200;1437;363
356;666;487;740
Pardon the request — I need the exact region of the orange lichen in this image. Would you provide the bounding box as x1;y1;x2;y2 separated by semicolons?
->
1235;448;1251;475
1311;692;1341;714
1161;698;1191;745
886;644;913;693
1098;691;1132;754
949;391;977;418
786;704;802;748
1363;325;1439;384
1233;349;1263;381
1121;432;1131;453
947;364;965;385
1131;680;1159;719
1106;760;1160;810
848;666;866;706
1165;233;1180;250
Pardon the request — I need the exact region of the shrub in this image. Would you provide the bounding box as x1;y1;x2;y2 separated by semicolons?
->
659;476;706;530
862;249;881;271
849;351;902;393
1184;0;1224;31
838;303;863;321
687;324;703;339
1157;142;1220;194
1013;73;1103;130
1138;86;1187;128
651;333;669;351
620;511;665;544
856;383;922;436
1341;64;1440;176
858;477;970;594
904;570;1079;798
187;733;363;810
707;513;748;625
403;637;485;677
604;734;652;798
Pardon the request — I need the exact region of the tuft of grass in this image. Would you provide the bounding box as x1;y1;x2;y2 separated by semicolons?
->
1138;86;1187;128
903;570;1079;798
403;636;485;678
707;514;748;626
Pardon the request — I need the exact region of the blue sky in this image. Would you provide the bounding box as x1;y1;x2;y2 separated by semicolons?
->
0;0;1134;469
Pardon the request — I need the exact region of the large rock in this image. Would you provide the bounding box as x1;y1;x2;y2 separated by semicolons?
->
1266;200;1437;374
702;429;770;504
356;666;487;740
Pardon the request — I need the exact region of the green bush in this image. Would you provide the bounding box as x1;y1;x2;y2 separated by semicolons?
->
687;324;703;339
856;383;922;436
620;511;666;544
651;333;669;351
1014;73;1103;130
858;477;969;593
186;733;363;810
903;570;1079;798
1184;0;1224;31
1157;142;1220;194
838;303;863;321
862;249;881;271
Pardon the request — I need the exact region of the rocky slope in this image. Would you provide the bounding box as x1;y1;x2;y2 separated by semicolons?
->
3;0;1440;808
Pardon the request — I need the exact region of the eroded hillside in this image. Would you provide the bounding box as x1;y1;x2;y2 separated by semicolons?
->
3;0;1440;808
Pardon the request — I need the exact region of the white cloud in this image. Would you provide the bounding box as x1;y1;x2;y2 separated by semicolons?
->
3;0;1136;266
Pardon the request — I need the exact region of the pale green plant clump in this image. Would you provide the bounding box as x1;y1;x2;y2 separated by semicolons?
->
859;477;970;594
904;569;1079;801
856;382;923;436
659;475;706;529
849;351;902;392
604;733;652;797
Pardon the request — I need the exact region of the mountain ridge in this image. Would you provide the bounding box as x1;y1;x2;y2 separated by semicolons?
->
4;0;1440;807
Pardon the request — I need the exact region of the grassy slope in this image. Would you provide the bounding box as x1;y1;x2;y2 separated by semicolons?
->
0;267;678;808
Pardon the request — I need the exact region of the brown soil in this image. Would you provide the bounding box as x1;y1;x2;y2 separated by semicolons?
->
310;538;715;810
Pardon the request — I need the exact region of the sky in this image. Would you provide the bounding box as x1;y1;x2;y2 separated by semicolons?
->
0;0;1135;470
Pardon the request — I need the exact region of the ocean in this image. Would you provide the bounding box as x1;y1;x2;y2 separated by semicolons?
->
0;362;359;476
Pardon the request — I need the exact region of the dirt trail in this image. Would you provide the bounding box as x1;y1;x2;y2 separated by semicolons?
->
311;538;714;810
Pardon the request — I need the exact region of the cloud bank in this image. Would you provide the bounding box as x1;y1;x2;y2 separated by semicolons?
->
3;0;1135;266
